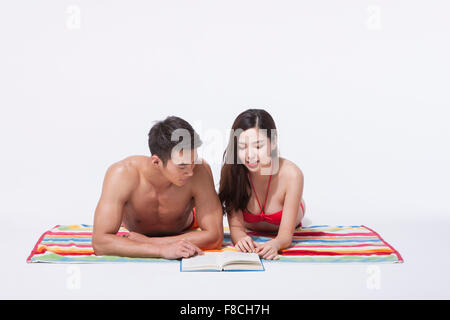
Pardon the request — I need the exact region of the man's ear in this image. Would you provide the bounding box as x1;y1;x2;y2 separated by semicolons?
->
150;155;162;168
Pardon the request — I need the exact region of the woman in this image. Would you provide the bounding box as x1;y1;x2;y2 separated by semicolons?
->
219;109;306;260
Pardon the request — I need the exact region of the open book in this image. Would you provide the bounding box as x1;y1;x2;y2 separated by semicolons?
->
180;250;264;272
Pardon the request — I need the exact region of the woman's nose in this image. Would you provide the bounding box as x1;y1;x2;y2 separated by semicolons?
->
246;148;258;161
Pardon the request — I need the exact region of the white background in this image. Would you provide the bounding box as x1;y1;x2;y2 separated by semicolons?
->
0;0;449;299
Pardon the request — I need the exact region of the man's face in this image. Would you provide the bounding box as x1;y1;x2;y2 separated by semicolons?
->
162;149;198;186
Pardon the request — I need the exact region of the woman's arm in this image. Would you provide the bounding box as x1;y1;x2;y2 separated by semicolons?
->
227;209;248;244
275;167;304;249
255;167;304;259
227;209;258;252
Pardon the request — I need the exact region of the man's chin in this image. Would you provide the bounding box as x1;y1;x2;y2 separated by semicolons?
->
175;178;189;186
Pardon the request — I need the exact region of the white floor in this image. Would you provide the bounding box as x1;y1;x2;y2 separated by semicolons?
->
2;217;450;300
1;0;450;301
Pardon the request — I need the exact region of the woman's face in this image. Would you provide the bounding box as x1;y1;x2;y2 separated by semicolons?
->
237;127;274;173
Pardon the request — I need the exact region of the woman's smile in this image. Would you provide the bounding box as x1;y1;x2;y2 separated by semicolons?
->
246;160;259;168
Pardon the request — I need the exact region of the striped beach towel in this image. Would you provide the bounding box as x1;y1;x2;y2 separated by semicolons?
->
27;224;403;263
239;225;403;263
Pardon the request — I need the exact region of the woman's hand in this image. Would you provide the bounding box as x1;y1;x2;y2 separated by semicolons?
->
235;235;258;253
255;239;281;260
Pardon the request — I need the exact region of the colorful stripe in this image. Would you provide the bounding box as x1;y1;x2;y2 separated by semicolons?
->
27;224;403;264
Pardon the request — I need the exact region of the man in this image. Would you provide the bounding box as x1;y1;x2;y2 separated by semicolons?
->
92;116;224;259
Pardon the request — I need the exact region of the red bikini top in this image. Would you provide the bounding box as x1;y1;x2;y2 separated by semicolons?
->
242;173;283;225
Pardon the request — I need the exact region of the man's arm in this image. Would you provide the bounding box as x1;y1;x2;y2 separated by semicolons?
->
92;163;201;259
147;160;224;250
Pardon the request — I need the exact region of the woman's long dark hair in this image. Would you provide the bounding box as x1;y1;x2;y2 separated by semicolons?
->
218;109;278;216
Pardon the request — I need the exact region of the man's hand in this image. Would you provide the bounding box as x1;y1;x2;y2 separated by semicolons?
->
255;239;281;260
159;239;204;260
122;232;204;259
124;231;152;243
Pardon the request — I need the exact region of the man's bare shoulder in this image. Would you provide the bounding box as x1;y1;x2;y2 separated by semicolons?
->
191;158;214;185
105;156;144;187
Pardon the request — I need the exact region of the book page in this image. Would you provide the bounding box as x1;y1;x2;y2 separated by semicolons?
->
222;251;262;266
223;263;264;271
181;252;222;271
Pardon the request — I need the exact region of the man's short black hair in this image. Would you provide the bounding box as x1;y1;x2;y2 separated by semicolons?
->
148;116;202;166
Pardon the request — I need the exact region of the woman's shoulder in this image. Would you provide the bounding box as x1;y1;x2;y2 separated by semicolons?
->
278;158;304;181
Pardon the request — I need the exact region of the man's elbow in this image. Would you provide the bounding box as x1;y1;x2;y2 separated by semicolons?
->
205;231;224;250
92;236;108;256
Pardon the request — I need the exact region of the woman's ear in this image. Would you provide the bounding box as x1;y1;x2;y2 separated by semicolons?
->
270;134;278;153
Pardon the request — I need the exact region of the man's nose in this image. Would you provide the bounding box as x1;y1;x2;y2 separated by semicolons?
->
185;167;194;177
